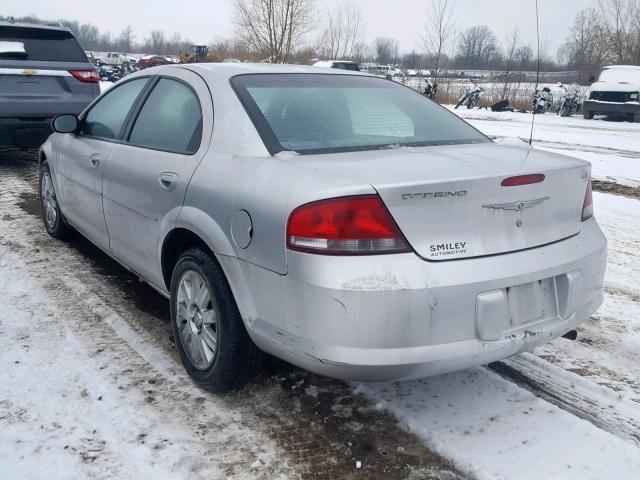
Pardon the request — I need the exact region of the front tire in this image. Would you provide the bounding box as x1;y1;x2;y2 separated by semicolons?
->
39;162;73;240
170;248;260;393
583;110;594;120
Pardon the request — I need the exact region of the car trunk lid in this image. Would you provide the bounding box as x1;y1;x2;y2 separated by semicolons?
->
298;142;591;260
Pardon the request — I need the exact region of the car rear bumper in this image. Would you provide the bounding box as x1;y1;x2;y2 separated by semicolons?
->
224;218;607;382
583;99;640;114
0;117;54;147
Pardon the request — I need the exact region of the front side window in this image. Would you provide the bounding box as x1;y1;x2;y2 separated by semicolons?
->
128;78;203;154
231;74;488;155
81;78;148;139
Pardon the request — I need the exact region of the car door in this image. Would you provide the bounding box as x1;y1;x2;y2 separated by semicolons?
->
55;77;150;250
102;69;212;288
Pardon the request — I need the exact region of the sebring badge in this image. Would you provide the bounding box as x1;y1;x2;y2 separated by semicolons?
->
482;196;549;211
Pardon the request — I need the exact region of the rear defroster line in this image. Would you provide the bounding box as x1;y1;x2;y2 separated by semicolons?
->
488;352;640;446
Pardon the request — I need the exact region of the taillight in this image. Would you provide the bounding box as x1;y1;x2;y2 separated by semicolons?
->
286;195;410;255
582;179;593;221
69;69;100;83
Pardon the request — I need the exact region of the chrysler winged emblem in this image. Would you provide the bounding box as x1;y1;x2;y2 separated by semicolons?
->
482;196;549;211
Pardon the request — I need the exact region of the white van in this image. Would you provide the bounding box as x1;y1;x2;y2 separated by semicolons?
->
583;65;640;122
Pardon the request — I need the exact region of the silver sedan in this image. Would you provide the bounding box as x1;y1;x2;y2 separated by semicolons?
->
39;64;607;392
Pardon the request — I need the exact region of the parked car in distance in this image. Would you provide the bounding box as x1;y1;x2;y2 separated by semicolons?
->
137;55;172;69
40;64;606;392
313;59;360;71
94;51;133;68
0;20;99;147
583;65;640;122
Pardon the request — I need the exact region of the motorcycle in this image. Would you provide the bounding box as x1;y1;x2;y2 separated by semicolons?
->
98;65;122;83
422;81;438;99
556;84;581;117
532;86;553;114
455;84;484;109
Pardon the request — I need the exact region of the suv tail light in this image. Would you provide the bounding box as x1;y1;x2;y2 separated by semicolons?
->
582;179;593;221
69;69;100;83
287;195;410;255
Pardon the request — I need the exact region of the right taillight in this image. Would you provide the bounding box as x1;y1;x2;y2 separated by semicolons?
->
69;69;100;83
582;179;593;221
286;195;410;255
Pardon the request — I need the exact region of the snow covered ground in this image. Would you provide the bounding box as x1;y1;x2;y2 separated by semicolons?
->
356;109;640;479
1;106;639;479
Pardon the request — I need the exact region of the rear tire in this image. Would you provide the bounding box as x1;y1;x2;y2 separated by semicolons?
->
170;248;260;393
39;162;73;240
633;113;640;123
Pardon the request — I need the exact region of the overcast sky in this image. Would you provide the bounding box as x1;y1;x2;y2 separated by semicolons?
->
4;0;594;55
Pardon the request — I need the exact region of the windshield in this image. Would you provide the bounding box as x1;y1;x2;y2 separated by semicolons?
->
0;26;87;62
231;73;489;155
598;68;640;84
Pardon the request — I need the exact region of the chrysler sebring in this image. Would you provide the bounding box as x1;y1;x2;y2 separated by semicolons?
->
39;64;607;392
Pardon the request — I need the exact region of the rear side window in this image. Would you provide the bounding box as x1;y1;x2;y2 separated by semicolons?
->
334;63;359;71
128;78;203;154
81;79;148;139
231;74;488;155
0;26;87;62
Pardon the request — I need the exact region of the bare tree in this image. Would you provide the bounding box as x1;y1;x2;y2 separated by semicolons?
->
148;30;166;54
559;8;610;79
373;36;399;65
116;26;134;53
233;0;316;63
499;26;519;99
422;0;456;82
351;41;369;64
456;25;497;68
319;1;365;60
599;0;639;63
515;44;534;70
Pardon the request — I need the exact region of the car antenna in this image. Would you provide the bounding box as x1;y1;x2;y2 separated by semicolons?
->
529;0;540;146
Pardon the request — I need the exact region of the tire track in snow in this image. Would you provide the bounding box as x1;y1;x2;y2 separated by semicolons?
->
489;353;640;446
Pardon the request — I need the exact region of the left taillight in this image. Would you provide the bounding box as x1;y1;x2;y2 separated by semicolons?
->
582;179;593;221
69;69;100;83
286;195;411;255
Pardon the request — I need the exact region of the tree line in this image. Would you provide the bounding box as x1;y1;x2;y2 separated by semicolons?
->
3;0;638;79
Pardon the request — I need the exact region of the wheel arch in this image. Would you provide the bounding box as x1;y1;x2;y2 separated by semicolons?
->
160;211;258;326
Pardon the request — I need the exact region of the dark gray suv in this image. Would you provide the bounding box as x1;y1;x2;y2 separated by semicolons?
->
0;20;99;147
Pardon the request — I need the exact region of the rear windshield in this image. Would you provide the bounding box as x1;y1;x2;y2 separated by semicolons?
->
0;26;87;62
231;73;488;155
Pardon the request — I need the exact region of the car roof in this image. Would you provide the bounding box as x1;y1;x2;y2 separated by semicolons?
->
604;65;640;70
176;62;372;79
0;20;73;33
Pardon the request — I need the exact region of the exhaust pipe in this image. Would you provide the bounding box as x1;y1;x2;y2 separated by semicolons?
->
561;329;577;340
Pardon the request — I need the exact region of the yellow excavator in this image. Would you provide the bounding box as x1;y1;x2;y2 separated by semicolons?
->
179;45;211;64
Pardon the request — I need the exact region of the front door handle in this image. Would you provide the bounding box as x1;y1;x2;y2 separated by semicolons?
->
158;172;179;192
89;153;101;167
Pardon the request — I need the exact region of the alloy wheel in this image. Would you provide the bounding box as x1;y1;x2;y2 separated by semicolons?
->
175;269;219;370
41;172;58;230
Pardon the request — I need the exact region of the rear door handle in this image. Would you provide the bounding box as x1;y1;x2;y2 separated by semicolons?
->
158;172;179;192
89;153;101;167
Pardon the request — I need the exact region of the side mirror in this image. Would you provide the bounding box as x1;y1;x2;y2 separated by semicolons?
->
589;75;596;83
52;114;79;134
